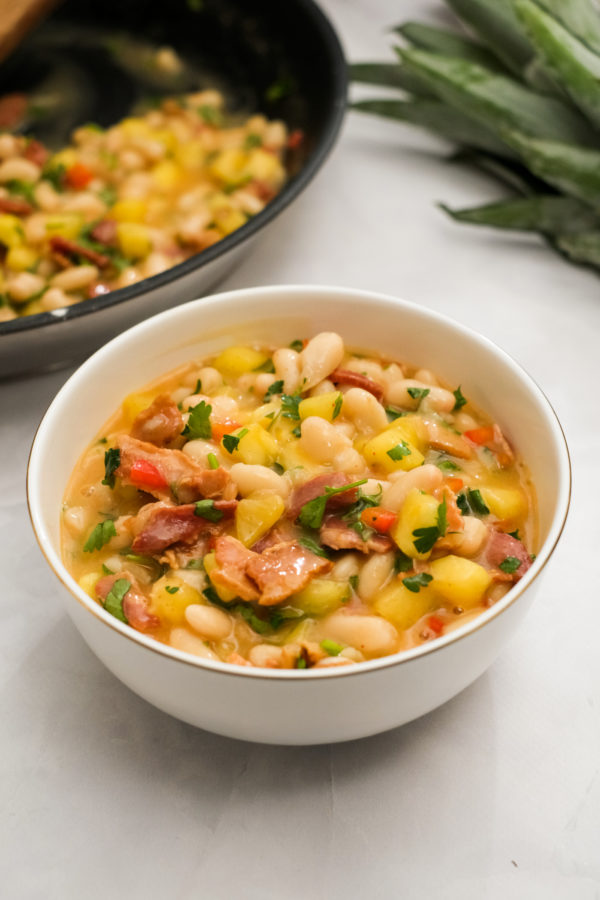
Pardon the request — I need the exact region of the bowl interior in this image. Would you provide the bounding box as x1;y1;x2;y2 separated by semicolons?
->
28;286;570;667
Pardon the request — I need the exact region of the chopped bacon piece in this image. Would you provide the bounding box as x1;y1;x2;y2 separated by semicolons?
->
48;235;110;268
95;572;159;632
130;394;183;447
320;515;393;554
442;486;464;532
90;219;117;246
23;139;49;168
485;530;532;581
490;424;515;468
329;368;384;402
212;536;260;602
286;129;304;150
246;541;332;606
227;652;253;667
131;502;233;554
287;472;359;519
251;520;298;553
0;93;27;129
424;420;473;459
116;435;231;502
0;195;33;216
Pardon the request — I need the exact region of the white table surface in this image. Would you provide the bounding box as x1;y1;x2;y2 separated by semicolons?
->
2;2;599;897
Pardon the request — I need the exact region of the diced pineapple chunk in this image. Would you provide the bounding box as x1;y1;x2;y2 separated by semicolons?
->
79;571;102;599
118;118;152;139
391;487;440;559
150;574;202;625
204;551;237;604
245;148;285;186
248;401;279;427
110;199;148;222
299;391;342;423
226;423;278;466
210;149;250;187
0;214;24;248
363;424;424;473
213;205;247;236
373;580;437;630
276;441;320;475
151;160;181;190
385;414;428;453
429;555;492;608
44;213;83;240
292;579;350;617
49;148;78;169
213;345;269;376
235;491;285;547
480;486;526;521
5;245;38;271
116;222;152;259
121;390;156;424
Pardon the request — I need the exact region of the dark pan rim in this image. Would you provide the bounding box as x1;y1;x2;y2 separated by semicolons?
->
0;0;347;338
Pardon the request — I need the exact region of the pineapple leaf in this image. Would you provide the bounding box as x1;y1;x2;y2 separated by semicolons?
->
445;0;534;74
351;98;511;156
515;0;600;129
399;48;599;146
534;0;600;57
503;130;600;210
395;21;506;72
349;62;434;97
442;194;600;234
555;231;600;266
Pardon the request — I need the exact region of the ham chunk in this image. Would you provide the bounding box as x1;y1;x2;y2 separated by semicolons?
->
246;541;333;606
424;420;473;459
212;536;260;602
130;394;183;447
116;434;231;502
131;501;235;554
288;472;359;519
329;368;384;402
320;515;393;554
485;530;531;580
95;572;159;632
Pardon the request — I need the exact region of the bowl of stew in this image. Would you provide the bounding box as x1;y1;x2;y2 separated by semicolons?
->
0;0;346;377
27;285;570;744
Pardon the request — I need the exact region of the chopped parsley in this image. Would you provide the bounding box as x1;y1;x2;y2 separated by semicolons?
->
101;563;114;575
298;536;330;559
412;497;447;554
194;378;203;394
385;406;404;422
103;579;130;623
407;386;430;404
321;639;344;656
165;585;180;594
499;556;521;574
271;462;285;475
185;559;205;571
387;440;412;461
289;339;303;352
341;485;382;540
295;656;307;669
291;425;301;439
198;104;222;126
263;379;284;401
457;489;490;517
42;162;66;191
98;185;117;207
402;572;433;593
265;75;295;102
436;458;461;472
332;393;343;420
122;552;166;580
83;519;116;553
6;179;37;206
194;499;224;522
281;393;301;420
453;386;467;411
222;427;248;453
182;400;212;440
349;574;359;592
298;479;368;530
243;133;262;150
102;447;120;488
509;529;521;541
394;551;413;573
207;452;219;470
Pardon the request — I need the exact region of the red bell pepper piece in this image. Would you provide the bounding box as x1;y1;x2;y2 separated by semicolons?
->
360;506;398;534
129;459;168;490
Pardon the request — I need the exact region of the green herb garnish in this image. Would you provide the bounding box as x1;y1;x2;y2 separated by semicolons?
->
83;519;117;553
122;552;166;580
295;656;307;668
412;497;447;554
349;574;359;592
6;179;36;206
103;578;130;623
452;385;467;411
281;393;302;420
182;400;212;440
165;585;180;594
102;447;120;488
243;133;262;150
467;488;490;516
436;459;461;472
199;105;222;126
394;551;413;573
332;393;343;420
298;536;330;559
42;162;66;191
407;386;430;403
222;427;248;454
289;339;303;352
263;379;284;401
509;529;521;540
499;556;521;574
402;572;433;593
98;185;117;207
101;563;114;575
185;559;205;571
194;378;202;394
298;479;368;530
387;440;412;461
321;639;344;656
385;406;404;422
207;452;219;470
194;499;224;522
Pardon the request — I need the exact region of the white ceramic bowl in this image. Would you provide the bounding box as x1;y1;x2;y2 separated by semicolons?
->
27;285;571;745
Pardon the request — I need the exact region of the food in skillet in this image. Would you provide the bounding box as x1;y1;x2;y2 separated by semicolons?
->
62;331;536;669
0;90;290;320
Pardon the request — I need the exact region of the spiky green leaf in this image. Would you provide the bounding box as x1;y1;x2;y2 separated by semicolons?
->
535;0;600;56
445;0;534;74
349;62;434;97
396;21;506;72
442;194;600;234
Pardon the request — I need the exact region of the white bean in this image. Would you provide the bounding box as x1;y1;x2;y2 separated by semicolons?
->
196;367;223;395
255;373;277;396
314;656;353;668
0;157;40;183
182;439;223;467
346;358;385;381
329;553;360;581
323;612;398;657
299;332;344;390
0;134;19;159
414;368;439;386
387;379;454;414
34;180;61;212
383;464;443;512
51;265;99;292
333;446;365;475
299;416;348;463
273;347;301;394
62;192;107;218
185;604;232;641
229;463;289;498
63;506;88;537
249;644;284;668
358;551;395;602
141;252;170;278
453;516;489;557
310;378;335;397
6;272;45;302
342;387;388;435
174;569;206;593
169;627;219;660
40;288;74;311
